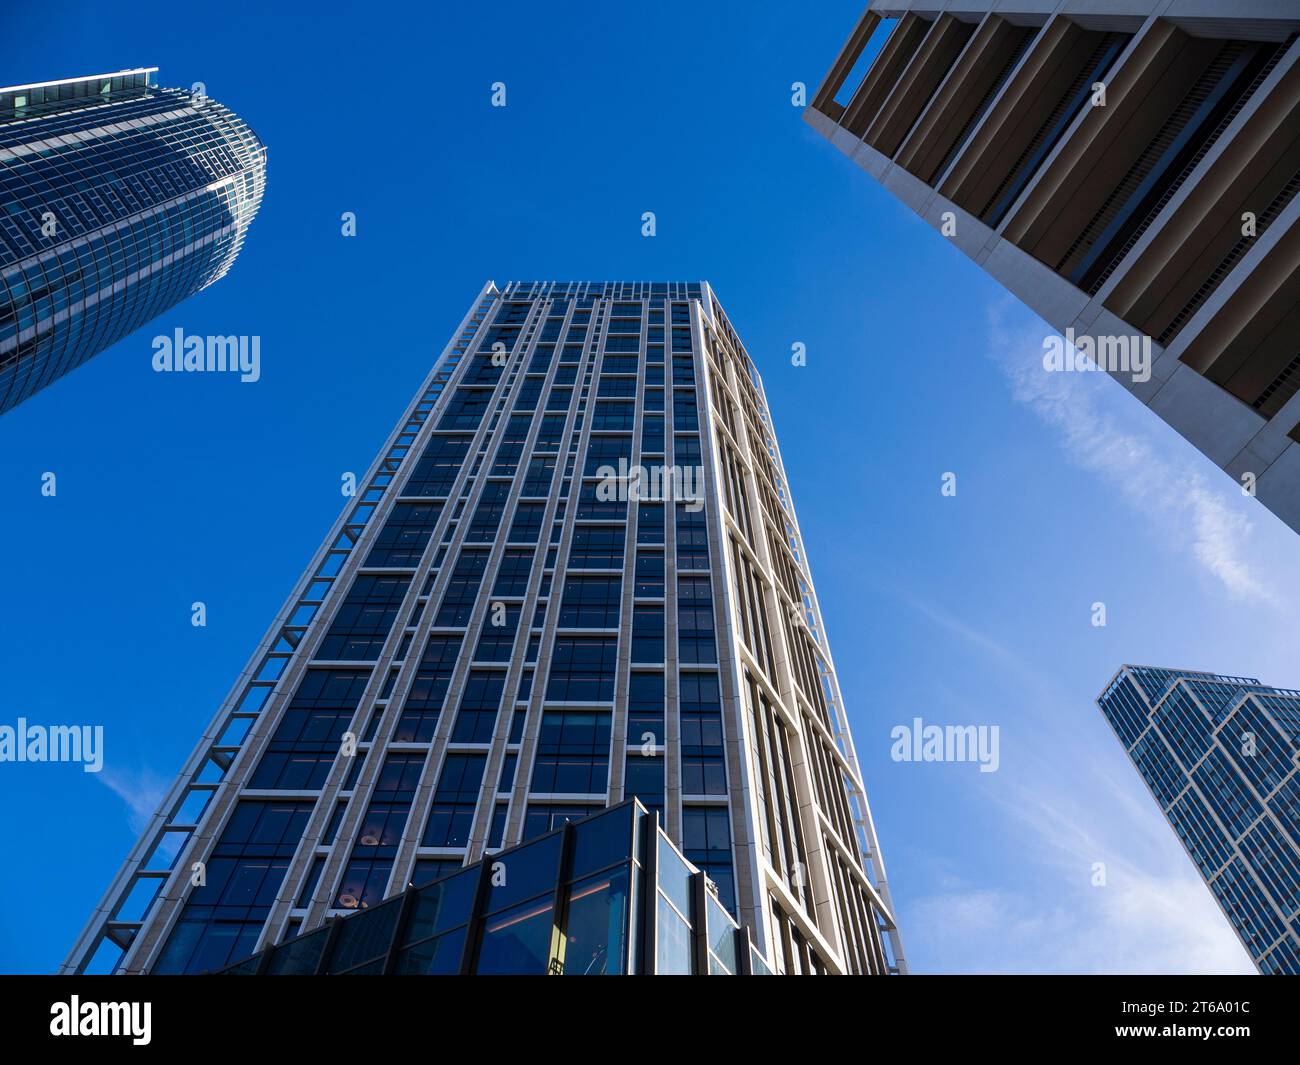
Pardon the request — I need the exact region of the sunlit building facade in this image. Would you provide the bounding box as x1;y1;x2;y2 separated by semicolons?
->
1098;665;1300;974
65;281;904;976
0;68;265;414
807;3;1300;535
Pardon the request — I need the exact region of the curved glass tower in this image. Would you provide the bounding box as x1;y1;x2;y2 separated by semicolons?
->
0;68;266;414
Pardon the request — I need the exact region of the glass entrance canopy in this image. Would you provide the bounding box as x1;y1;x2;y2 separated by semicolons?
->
218;800;770;976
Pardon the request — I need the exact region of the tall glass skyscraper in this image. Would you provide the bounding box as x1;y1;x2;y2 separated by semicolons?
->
64;281;904;976
0;68;266;414
1098;665;1300;974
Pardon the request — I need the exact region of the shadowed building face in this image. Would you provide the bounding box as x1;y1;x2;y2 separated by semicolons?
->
807;4;1300;536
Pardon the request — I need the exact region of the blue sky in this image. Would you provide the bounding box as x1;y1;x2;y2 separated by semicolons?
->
3;0;1298;974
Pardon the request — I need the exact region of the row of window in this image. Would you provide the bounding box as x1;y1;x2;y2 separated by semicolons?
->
157;293;737;973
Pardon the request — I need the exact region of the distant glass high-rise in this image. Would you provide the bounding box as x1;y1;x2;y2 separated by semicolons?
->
1098;665;1300;974
0;68;266;414
807;4;1300;536
64;281;905;976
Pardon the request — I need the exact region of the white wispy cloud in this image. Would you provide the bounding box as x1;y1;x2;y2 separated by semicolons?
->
891;588;1255;974
989;784;1250;973
906;876;1252;975
985;301;1278;606
97;766;169;836
891;587;1047;694
872;305;1286;973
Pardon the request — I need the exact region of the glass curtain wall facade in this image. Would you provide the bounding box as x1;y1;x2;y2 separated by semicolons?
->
0;68;266;413
216;800;772;976
1098;665;1300;974
64;280;903;976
